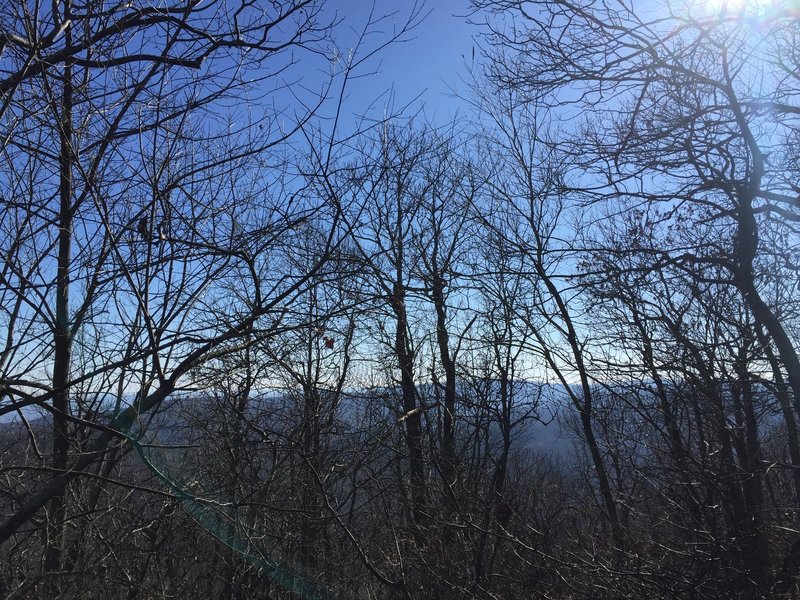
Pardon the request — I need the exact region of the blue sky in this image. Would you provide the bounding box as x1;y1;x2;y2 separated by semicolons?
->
324;0;478;128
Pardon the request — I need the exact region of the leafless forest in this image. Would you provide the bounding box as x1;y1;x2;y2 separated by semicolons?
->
2;0;800;598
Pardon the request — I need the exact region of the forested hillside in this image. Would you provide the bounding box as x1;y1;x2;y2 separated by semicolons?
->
2;1;800;598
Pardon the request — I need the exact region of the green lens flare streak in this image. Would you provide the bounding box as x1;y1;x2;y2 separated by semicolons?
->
123;427;335;600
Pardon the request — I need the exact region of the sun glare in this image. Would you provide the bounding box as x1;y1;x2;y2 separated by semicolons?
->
705;0;746;10
699;0;798;17
700;0;757;14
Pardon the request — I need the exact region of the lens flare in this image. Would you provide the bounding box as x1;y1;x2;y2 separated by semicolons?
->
701;0;800;18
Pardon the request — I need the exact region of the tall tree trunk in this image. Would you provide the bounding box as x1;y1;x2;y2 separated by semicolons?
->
299;383;321;572
474;365;512;587
393;283;426;526
733;183;800;592
732;340;769;590
432;274;457;508
707;383;761;593
535;263;624;553
46;3;74;573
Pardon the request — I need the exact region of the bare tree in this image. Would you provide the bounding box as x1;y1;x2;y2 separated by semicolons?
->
473;0;800;592
470;85;625;554
474;0;800;427
0;0;425;594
